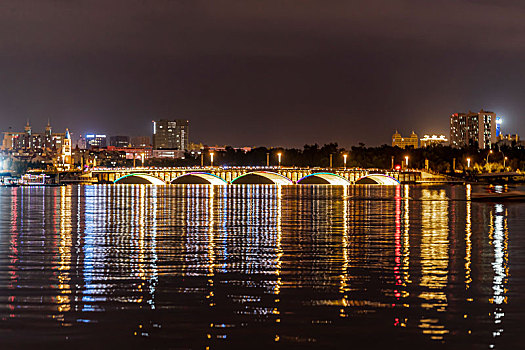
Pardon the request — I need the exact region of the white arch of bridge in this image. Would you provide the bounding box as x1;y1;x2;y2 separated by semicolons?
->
296;172;351;185
113;173;166;185
231;171;293;185
171;172;228;185
355;173;400;185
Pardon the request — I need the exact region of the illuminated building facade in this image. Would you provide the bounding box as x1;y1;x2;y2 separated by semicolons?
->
392;131;418;149
152;149;185;159
85;134;107;148
106;145;153;159
60;129;73;170
420;134;448;147
1;121;65;152
152;119;189;150
496;134;523;147
450;109;496;149
496;117;502;137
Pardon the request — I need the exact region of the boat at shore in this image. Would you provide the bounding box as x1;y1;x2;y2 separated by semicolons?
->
19;173;62;186
471;190;525;201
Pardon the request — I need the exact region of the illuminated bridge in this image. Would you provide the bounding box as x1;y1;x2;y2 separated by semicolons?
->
90;167;421;185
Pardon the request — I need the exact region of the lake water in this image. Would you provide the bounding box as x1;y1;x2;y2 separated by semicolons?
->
0;184;523;349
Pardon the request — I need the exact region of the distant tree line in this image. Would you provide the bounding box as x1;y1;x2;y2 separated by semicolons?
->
13;142;525;175
143;143;525;173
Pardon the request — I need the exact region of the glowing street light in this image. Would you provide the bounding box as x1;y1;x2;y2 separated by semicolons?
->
277;152;282;167
467;157;471;168
141;153;145;167
343;154;348;169
404;156;409;168
486;150;493;165
210;152;214;167
504;156;508;169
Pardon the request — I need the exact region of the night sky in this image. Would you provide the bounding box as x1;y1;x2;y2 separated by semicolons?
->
1;0;524;147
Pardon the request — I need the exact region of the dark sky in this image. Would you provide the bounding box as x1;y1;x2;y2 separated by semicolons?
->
1;0;525;147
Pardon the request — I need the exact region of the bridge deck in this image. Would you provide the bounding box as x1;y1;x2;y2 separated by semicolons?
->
89;167;422;185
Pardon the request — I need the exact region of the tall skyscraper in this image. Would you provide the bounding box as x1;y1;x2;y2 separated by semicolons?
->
450;109;496;149
152;119;189;150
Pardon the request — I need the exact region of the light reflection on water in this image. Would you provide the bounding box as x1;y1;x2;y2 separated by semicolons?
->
0;184;523;348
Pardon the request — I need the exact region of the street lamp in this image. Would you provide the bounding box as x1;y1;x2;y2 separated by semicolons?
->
277;152;282;167
467;157;471;168
343;154;348;169
210;152;214;167
504;156;508;170
404;156;409;169
486;150;493;165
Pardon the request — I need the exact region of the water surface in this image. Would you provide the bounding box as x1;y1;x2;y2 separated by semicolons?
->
0;184;523;349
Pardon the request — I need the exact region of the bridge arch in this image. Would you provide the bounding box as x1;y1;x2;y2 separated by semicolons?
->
113;173;166;185
297;172;351;185
355;174;400;185
171;172;228;185
231;171;293;185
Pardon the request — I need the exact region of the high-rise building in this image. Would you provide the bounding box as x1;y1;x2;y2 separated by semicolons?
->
109;135;130;148
152;119;189;150
450;109;496;149
130;136;151;148
392;131;418;148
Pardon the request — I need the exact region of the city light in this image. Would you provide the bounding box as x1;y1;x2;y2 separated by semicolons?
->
467;157;471;168
420;134;448;148
343;154;348;169
210;152;214;167
277;152;282;167
405;156;409;168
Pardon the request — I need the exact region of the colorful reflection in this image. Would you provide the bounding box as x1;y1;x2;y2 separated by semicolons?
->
418;189;450;340
489;203;509;347
0;184;519;348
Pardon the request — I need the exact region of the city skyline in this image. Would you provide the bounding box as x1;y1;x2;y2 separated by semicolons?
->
0;1;524;146
0;110;511;149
